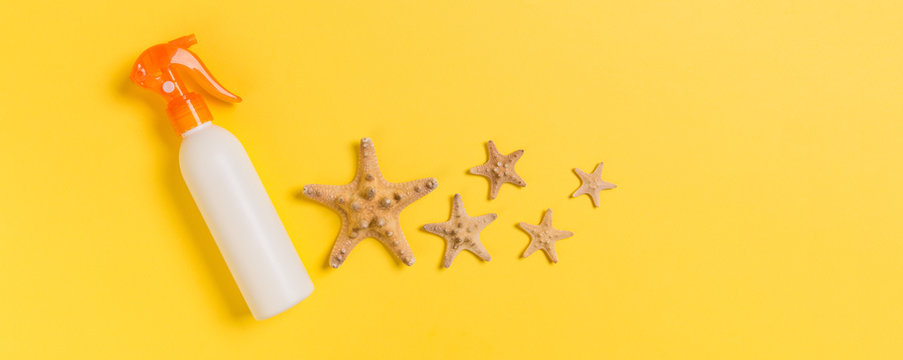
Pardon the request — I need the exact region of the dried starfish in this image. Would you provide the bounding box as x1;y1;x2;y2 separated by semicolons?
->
423;194;497;268
572;162;617;207
518;209;574;263
469;140;526;199
302;138;438;268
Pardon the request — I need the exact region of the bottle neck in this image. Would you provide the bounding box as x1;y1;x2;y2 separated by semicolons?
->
166;92;213;135
180;121;213;138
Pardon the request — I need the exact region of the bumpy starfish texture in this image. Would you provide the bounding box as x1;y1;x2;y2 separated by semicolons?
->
518;209;574;263
302;138;438;268
423;194;497;268
469;140;526;199
572;162;617;207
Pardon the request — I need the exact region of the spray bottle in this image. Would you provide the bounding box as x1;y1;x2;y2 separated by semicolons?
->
130;34;313;320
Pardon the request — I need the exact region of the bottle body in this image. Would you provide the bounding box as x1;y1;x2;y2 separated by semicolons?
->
179;122;313;320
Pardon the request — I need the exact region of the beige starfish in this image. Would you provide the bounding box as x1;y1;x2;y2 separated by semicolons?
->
423;194;497;268
302;138;438;268
572;162;616;207
469;140;526;199
518;209;574;263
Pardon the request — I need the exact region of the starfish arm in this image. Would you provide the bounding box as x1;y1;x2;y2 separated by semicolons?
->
541;245;559;263
425;222;461;267
329;222;363;268
443;244;464;268
356;138;383;177
451;194;467;217
423;222;447;236
467;238;492;262
601;180;617;190
592;162;604;177
519;222;543;259
518;222;540;235
508;173;527;187
555;230;575;240
388;177;438;209
572;185;590;198
590;192;601;207
541;209;554;227
378;229;415;266
469;164;491;177
302;183;354;209
508;149;524;161
474;213;498;231
522;241;540;258
486;140;500;158
488;179;502;199
574;168;596;186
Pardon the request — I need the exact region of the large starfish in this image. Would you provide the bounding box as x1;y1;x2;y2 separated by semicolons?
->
423;194;497;268
469;140;526;199
518;209;574;263
572;162;616;207
302;138;437;268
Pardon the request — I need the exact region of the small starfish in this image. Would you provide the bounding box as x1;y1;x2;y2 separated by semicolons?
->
302;138;438;268
423;194;497;268
572;162;616;207
518;209;574;263
469;140;526;199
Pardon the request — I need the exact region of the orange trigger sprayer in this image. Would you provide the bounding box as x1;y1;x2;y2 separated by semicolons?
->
130;34;242;133
130;35;313;320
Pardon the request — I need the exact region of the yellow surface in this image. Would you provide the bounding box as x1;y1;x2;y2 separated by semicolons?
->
1;1;901;358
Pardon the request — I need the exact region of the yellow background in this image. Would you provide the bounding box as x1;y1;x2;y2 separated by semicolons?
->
1;1;901;358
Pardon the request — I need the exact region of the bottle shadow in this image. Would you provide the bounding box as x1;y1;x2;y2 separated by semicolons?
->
115;66;249;321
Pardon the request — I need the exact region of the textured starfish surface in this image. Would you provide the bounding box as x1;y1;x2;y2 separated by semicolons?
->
302;138;438;268
572;162;617;207
469;140;526;199
423;194;497;268
518;209;574;263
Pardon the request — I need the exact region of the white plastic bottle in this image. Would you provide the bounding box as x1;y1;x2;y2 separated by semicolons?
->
130;35;313;320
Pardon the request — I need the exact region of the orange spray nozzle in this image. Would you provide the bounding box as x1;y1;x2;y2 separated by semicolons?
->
130;34;242;134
